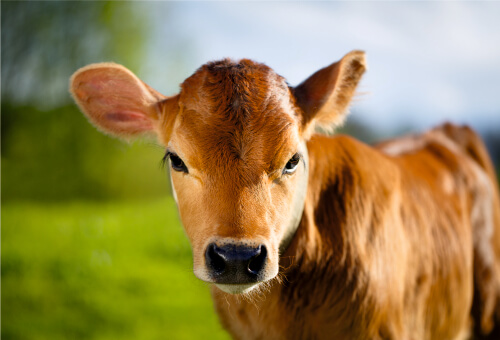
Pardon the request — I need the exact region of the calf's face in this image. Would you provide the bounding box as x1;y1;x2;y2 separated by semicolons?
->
70;51;366;294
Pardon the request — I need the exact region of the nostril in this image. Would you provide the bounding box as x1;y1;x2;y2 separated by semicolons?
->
206;243;225;274
248;245;267;275
205;242;268;282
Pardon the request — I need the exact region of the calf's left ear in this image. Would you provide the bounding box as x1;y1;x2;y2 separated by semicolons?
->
70;62;174;141
293;50;366;136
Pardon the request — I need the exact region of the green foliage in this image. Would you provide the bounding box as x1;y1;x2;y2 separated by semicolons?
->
2;198;230;340
1;1;168;202
1;102;169;202
1;1;149;107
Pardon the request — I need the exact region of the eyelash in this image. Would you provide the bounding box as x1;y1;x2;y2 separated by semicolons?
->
162;151;188;173
283;153;301;175
161;151;300;176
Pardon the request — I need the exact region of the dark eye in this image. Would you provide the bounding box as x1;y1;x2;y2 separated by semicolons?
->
283;153;300;175
167;152;188;173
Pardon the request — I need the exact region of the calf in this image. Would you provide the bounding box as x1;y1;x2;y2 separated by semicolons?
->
70;51;500;339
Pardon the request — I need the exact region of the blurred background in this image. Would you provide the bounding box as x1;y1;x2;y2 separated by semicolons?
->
2;2;499;339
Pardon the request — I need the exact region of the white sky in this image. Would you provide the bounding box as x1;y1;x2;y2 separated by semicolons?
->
141;2;500;133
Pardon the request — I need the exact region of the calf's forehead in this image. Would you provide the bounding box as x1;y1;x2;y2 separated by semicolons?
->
172;59;301;173
180;58;293;116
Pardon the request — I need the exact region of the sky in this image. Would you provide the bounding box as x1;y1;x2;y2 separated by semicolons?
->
141;1;500;133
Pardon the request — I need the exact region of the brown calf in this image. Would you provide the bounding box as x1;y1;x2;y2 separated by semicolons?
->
70;51;500;339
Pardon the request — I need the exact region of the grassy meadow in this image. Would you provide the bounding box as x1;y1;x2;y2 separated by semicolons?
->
2;198;230;340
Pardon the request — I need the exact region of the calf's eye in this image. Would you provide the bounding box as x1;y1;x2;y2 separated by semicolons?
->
283;153;300;175
166;152;188;173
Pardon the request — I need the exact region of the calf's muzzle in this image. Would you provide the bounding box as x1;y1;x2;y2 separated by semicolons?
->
205;243;268;283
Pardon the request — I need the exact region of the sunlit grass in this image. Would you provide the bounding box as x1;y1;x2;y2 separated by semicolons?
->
2;198;230;340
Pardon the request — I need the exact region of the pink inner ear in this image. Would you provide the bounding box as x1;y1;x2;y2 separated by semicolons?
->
104;111;153;132
106;111;149;122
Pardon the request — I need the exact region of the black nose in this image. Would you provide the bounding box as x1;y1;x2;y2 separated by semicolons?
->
205;243;267;283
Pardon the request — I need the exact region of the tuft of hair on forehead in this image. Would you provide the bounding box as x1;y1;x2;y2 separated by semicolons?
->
182;58;291;123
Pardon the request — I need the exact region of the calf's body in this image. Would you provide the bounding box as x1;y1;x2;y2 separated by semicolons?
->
70;51;500;339
215;127;500;340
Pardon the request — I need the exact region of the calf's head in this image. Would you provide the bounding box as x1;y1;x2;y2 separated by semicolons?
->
70;51;366;294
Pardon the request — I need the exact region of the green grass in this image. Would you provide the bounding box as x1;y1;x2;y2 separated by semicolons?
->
2;198;231;340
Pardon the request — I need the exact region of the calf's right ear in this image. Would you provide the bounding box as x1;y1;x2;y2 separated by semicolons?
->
293;50;366;137
70;63;177;141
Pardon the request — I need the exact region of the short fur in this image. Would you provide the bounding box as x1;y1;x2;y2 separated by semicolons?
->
214;126;500;340
70;51;500;339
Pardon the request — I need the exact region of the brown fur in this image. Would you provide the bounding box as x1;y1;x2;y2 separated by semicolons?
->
214;127;500;340
70;51;500;339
